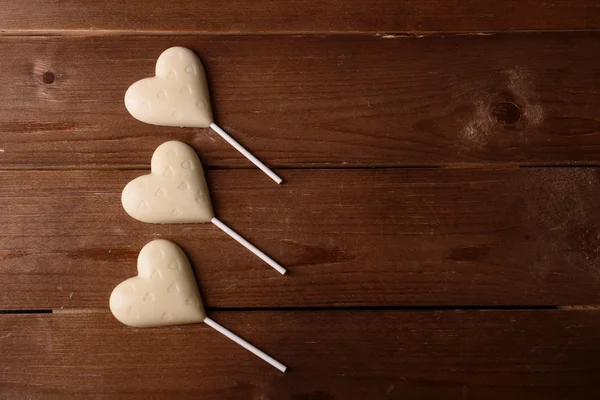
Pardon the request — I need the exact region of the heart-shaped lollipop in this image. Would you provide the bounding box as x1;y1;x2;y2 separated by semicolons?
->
124;46;213;129
122;141;286;274
122;140;213;224
110;239;287;372
110;239;205;327
125;46;282;184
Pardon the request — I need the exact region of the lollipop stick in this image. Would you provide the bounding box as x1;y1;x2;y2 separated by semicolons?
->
204;317;287;372
211;217;286;275
210;123;283;184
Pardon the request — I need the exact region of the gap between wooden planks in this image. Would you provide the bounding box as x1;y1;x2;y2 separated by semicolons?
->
0;33;599;169
0;0;598;33
2;168;600;310
1;310;600;399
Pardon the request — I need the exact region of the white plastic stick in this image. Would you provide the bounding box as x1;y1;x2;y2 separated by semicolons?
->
210;123;282;184
204;316;287;372
211;217;286;275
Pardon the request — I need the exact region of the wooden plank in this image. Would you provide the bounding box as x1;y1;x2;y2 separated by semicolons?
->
0;33;600;169
2;168;600;310
0;1;599;33
1;310;600;399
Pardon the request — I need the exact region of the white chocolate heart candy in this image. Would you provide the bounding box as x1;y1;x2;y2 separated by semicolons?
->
110;240;288;372
109;239;206;328
125;46;283;184
122;142;287;275
122;141;214;223
125;46;213;127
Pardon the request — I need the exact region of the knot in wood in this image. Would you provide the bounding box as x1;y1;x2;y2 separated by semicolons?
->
42;71;55;84
491;101;520;125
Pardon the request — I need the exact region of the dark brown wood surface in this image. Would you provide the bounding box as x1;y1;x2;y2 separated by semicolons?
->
2;310;600;399
0;0;599;33
3;1;600;398
1;33;600;169
2;168;600;310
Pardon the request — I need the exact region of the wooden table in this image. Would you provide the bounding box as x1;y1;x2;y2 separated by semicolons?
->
2;1;600;398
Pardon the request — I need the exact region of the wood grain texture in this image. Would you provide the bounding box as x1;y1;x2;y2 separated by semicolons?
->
2;310;600;399
0;0;599;33
1;33;600;169
2;168;600;310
